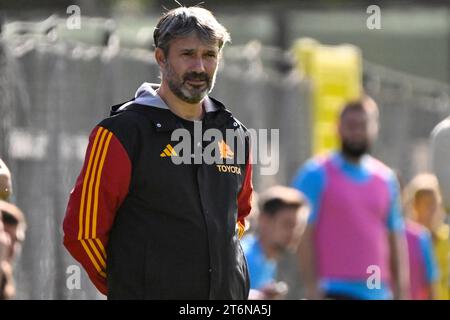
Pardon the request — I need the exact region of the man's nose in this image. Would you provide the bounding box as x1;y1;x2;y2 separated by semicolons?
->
351;127;367;138
191;57;206;73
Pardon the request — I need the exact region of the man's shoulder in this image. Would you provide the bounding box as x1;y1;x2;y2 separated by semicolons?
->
365;155;396;182
292;154;329;191
100;103;171;131
303;152;333;173
366;155;390;169
94;104;166;153
231;116;249;132
208;96;250;131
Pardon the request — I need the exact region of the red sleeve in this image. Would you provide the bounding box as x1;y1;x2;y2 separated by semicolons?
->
237;148;253;239
63;126;131;295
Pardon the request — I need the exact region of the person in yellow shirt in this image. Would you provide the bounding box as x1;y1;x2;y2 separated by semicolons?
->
433;223;450;299
404;173;450;299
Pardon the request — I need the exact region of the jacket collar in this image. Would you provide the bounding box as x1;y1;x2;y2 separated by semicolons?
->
111;94;235;133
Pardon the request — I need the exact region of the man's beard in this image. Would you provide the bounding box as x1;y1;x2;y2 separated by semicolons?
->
165;63;216;104
341;139;370;159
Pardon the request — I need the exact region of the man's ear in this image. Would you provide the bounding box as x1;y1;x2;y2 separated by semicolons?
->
369;121;379;139
155;48;166;68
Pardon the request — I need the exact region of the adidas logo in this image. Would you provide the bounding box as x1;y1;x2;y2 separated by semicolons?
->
160;144;178;157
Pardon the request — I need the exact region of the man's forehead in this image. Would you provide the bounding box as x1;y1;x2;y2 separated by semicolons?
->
341;109;369;121
171;34;219;51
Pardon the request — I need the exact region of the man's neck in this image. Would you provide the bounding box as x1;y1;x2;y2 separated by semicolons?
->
340;151;363;165
158;83;204;121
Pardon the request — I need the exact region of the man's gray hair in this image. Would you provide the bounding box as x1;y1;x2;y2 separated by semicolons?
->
153;6;231;55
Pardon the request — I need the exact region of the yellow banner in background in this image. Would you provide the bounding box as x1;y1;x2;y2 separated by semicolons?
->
293;38;362;156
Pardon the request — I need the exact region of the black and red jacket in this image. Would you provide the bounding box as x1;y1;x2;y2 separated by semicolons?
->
63;84;253;299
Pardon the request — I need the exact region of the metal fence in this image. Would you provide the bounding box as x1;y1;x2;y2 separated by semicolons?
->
364;60;450;181
1;18;449;299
